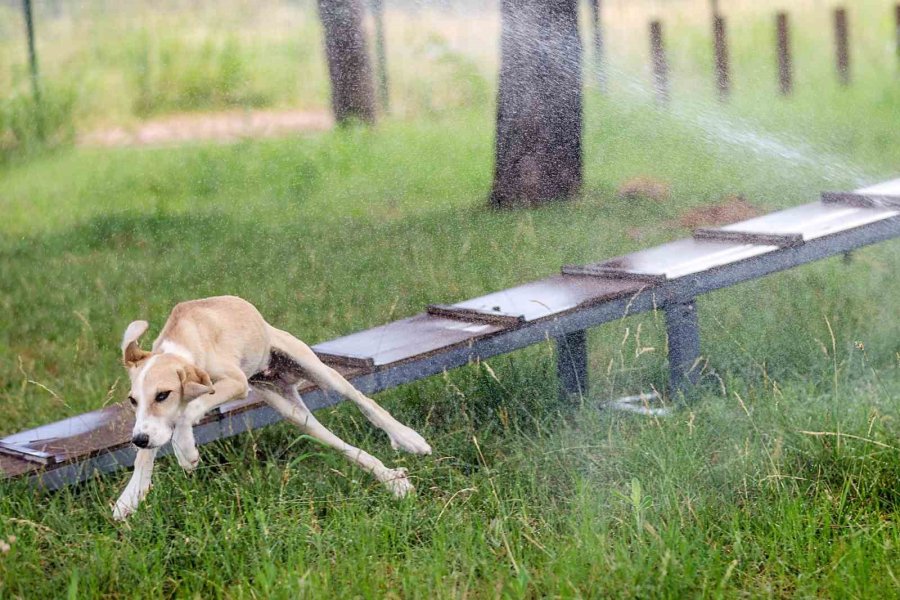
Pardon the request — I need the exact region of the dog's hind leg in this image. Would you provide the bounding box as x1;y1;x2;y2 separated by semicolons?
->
267;326;432;456
254;384;414;497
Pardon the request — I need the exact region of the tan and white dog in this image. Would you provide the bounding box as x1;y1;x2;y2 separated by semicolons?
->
114;295;431;520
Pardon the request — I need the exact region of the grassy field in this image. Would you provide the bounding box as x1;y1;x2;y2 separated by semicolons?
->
2;0;900;597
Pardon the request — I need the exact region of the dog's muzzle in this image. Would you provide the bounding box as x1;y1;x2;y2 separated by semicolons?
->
132;433;150;449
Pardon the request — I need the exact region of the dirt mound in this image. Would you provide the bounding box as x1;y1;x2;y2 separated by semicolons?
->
677;195;761;229
617;176;671;202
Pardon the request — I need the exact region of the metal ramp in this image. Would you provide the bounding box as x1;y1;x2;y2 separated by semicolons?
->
2;178;898;489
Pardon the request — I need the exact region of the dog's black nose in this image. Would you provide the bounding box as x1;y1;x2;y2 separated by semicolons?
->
132;433;150;448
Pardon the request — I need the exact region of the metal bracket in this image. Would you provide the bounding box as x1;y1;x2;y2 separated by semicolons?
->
561;263;666;283
0;441;56;465
312;351;375;370
693;228;803;248
822;191;900;209
426;304;525;327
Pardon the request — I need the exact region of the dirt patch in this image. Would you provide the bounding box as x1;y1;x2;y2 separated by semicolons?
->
676;195;761;229
617;176;671;202
79;109;333;148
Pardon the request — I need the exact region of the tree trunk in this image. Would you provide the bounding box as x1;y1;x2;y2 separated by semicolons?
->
490;0;583;208
317;0;377;125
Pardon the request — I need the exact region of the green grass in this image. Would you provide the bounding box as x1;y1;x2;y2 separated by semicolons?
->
1;91;899;596
1;0;900;596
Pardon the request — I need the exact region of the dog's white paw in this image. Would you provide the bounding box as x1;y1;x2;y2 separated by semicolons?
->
173;442;200;472
381;467;414;498
172;425;200;471
387;426;432;456
112;496;138;521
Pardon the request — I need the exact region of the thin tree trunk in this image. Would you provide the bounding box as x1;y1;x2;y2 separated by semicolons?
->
318;0;377;125
490;0;583;208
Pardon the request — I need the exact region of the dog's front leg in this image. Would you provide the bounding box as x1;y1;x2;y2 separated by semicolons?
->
172;374;249;472
113;447;158;521
172;419;201;471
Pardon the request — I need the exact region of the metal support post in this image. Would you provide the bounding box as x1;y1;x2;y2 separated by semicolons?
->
556;329;588;402
665;300;700;399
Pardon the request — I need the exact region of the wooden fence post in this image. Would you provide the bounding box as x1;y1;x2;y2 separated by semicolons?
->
650;20;669;105
895;4;900;67
713;13;730;101
371;0;389;112
776;12;793;96
589;0;606;92
21;0;43;138
834;7;850;86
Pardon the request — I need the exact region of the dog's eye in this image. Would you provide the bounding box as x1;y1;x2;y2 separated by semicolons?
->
128;396;137;407
155;391;171;403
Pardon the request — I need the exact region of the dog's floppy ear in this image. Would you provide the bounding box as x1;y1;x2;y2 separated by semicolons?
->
178;365;214;400
121;320;151;367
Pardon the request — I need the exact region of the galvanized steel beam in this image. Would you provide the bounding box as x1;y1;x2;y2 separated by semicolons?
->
14;198;900;490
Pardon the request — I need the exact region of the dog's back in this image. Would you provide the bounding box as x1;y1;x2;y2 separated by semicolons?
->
153;296;271;378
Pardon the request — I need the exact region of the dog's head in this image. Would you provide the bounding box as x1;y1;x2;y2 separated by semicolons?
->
121;320;213;449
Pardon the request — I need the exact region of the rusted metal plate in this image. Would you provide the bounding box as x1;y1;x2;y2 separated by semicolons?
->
697;201;899;245
430;275;646;323
0;405;133;466
313;351;375;369
0;453;39;478
427;304;525;327
563;238;778;282
0;442;55;465
693;229;803;248
312;313;506;368
822;192;900;210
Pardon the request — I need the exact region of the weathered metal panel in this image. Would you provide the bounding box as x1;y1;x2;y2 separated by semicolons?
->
564;238;778;282
311;313;506;367
701;201;898;243
857;178;900;195
0;405;132;467
0;453;39;478
429;275;645;322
